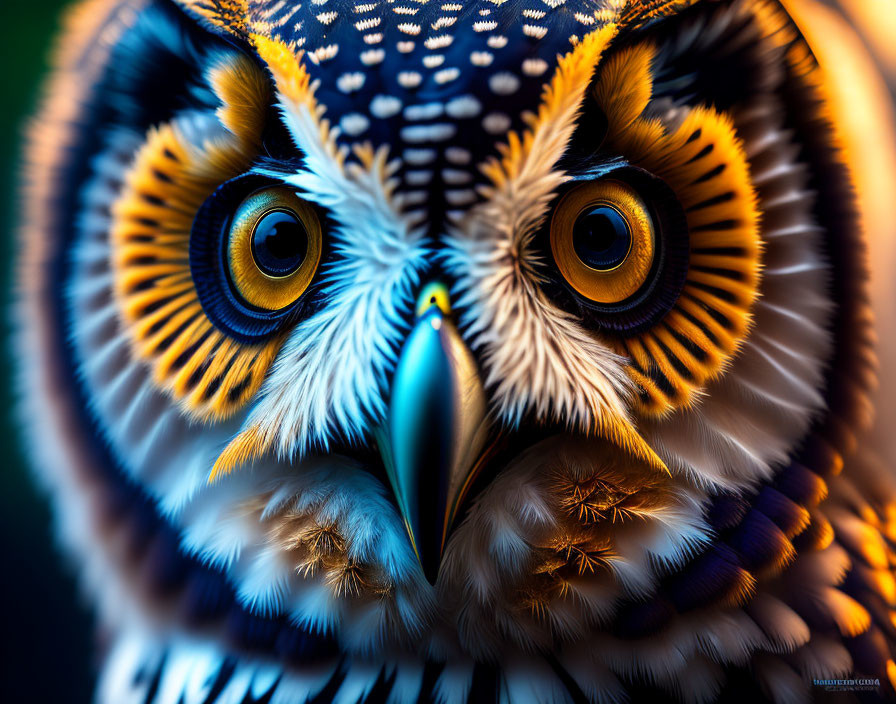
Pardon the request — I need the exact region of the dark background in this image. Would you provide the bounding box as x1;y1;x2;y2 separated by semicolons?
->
0;1;95;702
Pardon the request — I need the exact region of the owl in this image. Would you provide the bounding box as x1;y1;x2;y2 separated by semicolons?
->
15;0;896;701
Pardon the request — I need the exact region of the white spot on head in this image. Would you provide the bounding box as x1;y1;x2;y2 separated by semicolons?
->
398;22;422;35
523;24;548;39
445;189;477;206
470;51;494;67
307;44;339;64
397;41;416;53
355;17;381;30
403;148;437;165
401;123;457;143
393;5;418;15
337;72;366;93
403;190;428;205
398;71;423;89
370;95;404;118
424;35;453;50
442;168;472;185
364;32;384;44
574;12;596;25
316;10;338;24
434;67;460;84
489;72;520;95
423;54;445;68
474;20;498;32
432;16;457;29
487;35;508;48
339;113;370;136
361;49;385;65
444;147;472;165
445;95;482;119
522;9;546;19
405;170;433;186
482;112;511;134
404;102;444;121
522;57;549;76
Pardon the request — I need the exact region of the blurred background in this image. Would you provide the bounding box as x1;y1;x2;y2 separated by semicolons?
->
0;2;95;702
0;1;893;703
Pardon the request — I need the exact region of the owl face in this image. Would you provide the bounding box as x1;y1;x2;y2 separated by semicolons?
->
21;0;876;697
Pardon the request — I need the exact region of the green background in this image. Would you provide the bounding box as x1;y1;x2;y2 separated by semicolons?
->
0;1;94;701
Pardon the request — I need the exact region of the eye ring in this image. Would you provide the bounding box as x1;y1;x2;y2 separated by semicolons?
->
227;186;322;311
550;179;655;304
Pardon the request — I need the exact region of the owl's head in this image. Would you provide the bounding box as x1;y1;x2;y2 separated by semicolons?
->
21;0;878;698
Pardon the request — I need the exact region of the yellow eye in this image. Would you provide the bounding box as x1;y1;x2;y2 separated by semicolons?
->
550;179;655;304
227;187;322;311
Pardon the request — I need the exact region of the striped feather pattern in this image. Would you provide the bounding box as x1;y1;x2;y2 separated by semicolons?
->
593;41;762;414
110;54;282;420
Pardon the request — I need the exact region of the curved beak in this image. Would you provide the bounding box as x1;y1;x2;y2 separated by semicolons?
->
376;283;489;584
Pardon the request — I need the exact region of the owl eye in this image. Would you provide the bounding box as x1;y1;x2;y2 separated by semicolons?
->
550;179;656;305
190;175;326;343
227;187;322;311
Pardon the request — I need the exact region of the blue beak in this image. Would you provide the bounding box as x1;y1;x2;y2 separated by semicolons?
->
377;283;489;584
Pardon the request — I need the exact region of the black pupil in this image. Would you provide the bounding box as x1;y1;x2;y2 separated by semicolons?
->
572;205;632;270
251;209;308;277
